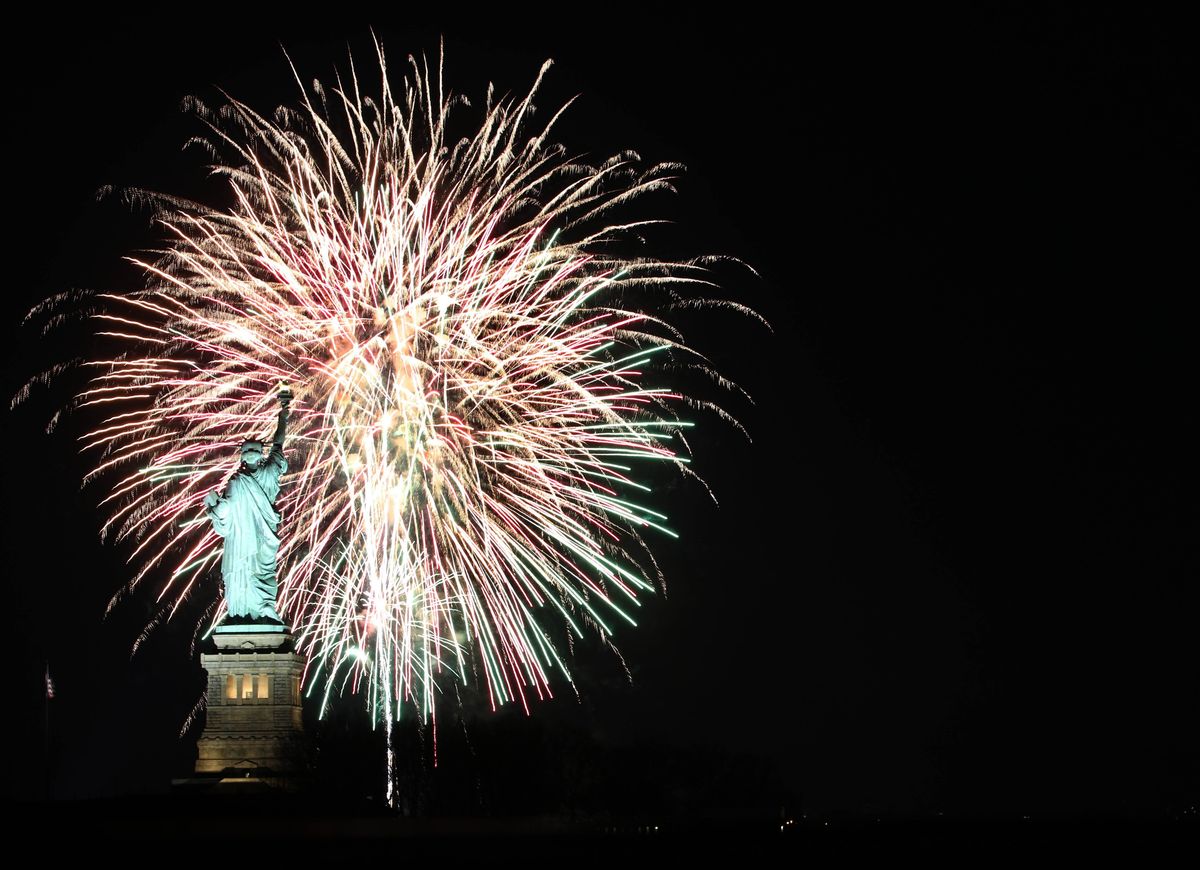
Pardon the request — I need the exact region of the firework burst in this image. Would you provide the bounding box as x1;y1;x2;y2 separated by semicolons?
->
22;42;754;762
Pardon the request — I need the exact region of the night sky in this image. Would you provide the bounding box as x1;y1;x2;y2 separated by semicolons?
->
4;10;1194;820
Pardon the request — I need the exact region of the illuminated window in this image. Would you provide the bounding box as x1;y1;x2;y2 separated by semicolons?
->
225;675;236;700
256;674;270;699
292;676;301;705
242;674;254;699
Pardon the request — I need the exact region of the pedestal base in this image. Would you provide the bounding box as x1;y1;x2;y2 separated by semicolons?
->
195;627;307;775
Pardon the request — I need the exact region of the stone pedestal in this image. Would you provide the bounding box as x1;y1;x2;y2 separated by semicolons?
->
195;626;307;775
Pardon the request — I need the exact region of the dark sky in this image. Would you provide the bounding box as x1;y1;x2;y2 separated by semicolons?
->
4;10;1194;817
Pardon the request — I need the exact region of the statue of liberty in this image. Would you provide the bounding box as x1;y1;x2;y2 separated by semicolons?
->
204;384;292;623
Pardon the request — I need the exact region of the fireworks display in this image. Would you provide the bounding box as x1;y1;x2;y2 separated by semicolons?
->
26;44;750;768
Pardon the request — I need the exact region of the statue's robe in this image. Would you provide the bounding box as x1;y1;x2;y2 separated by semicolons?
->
206;446;287;619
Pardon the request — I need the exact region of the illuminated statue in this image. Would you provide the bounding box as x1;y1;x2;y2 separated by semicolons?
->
204;385;292;621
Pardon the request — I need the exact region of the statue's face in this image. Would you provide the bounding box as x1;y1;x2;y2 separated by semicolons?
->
242;449;263;468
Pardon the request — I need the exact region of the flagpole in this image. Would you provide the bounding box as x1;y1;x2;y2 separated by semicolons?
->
43;660;50;801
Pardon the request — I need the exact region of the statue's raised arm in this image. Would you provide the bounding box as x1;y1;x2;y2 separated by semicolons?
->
267;382;292;472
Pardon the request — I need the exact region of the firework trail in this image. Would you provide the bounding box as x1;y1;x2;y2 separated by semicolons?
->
21;42;754;751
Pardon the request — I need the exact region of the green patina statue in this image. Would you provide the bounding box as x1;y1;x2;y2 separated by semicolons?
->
204;385;292;623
